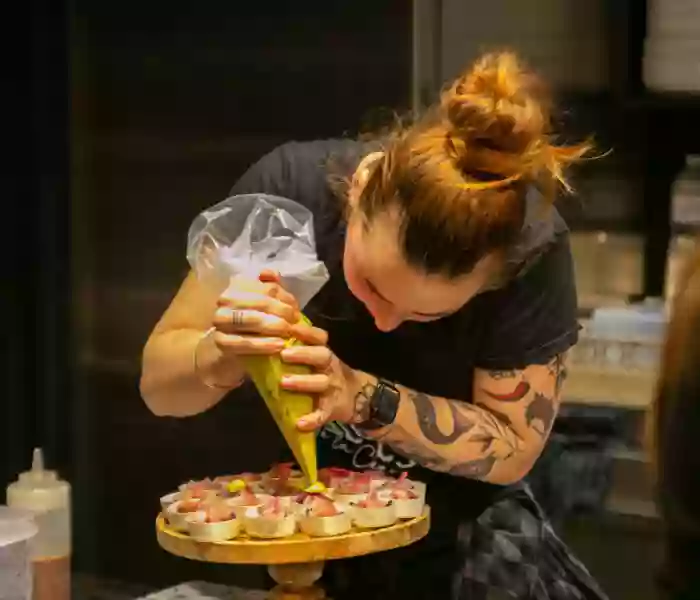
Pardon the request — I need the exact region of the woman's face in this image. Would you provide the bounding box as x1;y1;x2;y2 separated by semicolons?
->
343;159;498;332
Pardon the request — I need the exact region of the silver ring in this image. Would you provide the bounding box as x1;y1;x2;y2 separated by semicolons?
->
230;309;247;328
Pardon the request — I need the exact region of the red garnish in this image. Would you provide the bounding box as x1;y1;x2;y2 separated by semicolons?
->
356;491;387;510
268;479;297;496
235;487;259;507
318;467;353;486
391;488;418;500
177;499;201;513
268;463;294;479
260;496;285;518
204;501;234;523
182;479;217;498
337;475;370;495
354;472;371;484
382;472;413;492
308;495;339;518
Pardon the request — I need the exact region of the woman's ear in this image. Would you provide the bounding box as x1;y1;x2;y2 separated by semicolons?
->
349;151;384;208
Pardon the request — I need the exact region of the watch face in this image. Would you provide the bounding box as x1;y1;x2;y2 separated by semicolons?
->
374;381;400;425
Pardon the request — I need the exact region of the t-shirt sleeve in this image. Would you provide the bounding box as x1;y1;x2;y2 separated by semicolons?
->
229;143;296;198
475;233;580;370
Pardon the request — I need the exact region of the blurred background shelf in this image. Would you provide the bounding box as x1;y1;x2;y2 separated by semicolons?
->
564;366;656;410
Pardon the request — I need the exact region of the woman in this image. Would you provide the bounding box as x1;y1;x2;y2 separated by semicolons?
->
141;52;606;599
653;245;700;599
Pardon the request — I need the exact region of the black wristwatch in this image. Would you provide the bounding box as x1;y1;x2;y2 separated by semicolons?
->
357;379;401;431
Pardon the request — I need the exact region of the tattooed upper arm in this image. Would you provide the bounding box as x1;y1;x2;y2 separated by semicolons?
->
366;353;569;484
474;353;568;448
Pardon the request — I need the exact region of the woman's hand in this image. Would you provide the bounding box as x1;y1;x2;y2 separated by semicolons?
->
279;344;363;432
211;270;327;357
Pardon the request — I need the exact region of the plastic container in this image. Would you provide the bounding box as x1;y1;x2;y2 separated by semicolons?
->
586;302;667;370
6;448;71;600
0;506;37;600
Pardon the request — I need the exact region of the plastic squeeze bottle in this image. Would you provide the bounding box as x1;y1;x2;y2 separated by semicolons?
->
6;448;71;600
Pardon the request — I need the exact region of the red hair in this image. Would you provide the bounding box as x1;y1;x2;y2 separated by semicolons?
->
358;51;592;277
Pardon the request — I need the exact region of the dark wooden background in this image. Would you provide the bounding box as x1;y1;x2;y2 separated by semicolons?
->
70;0;412;589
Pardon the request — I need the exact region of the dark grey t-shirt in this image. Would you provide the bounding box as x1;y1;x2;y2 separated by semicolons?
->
228;139;579;596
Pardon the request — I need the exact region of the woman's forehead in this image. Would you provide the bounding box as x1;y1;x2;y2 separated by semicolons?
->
351;213;491;314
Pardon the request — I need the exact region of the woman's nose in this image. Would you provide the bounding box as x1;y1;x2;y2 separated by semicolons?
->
371;306;403;332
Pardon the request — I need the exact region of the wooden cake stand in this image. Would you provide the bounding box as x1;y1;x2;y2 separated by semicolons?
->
156;508;430;600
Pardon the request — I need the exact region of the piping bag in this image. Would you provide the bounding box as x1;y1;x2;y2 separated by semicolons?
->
187;194;330;489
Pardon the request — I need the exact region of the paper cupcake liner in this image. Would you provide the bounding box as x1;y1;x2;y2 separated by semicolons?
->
186;515;241;542
393;497;424;520
166;501;205;532
299;512;352;537
243;513;297;539
351;504;398;529
160;492;180;512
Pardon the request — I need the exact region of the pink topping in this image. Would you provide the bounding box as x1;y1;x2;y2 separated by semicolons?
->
181;488;218;504
265;463;298;496
294;492;314;507
204;501;234;523
308;495;339;518
394;472;412;489
268;463;294;479
177;498;202;513
235;487;260;507
319;467;353;487
391;488;418;501
337;474;370;495
182;479;217;498
260;496;285;518
267;479;297;497
356;491;388;510
381;472;413;492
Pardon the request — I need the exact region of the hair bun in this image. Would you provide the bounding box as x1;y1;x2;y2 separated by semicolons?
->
440;52;551;180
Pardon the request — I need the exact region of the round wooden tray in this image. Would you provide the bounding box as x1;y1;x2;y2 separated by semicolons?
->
156;508;430;565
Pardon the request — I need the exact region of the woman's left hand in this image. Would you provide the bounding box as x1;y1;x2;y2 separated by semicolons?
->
279;342;361;432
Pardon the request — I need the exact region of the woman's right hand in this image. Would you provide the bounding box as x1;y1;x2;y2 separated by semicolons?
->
211;270;327;358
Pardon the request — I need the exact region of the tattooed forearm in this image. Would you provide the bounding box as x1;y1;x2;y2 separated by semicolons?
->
476;403;513;428
408;391;475;444
482;380;531;402
386;422;500;480
380;395;524;482
354;354;567;484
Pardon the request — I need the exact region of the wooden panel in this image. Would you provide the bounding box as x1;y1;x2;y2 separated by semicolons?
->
70;0;412;586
